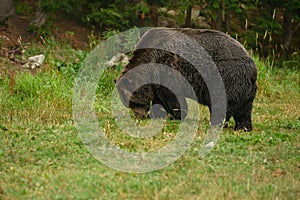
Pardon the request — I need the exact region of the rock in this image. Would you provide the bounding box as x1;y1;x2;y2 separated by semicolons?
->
23;54;45;69
193;16;211;29
167;10;176;16
157;16;177;27
189;6;211;29
191;7;200;21
158;7;168;13
105;53;129;68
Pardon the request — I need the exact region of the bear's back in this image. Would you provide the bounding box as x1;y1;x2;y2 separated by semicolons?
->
137;28;251;62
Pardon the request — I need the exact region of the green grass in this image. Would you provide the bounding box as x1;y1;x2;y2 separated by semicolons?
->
0;52;299;199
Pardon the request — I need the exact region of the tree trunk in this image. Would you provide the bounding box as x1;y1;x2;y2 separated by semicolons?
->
150;6;158;27
0;0;15;22
225;9;231;34
184;5;193;27
282;12;293;50
214;10;223;31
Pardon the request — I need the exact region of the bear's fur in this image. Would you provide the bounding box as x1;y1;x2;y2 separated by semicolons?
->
116;28;257;131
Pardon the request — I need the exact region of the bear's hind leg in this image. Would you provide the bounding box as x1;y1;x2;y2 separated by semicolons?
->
233;100;254;131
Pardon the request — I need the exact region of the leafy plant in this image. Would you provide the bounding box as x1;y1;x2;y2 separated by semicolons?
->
15;0;33;16
39;0;83;14
28;20;53;37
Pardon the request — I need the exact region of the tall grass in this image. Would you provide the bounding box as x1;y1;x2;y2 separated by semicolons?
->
0;71;72;126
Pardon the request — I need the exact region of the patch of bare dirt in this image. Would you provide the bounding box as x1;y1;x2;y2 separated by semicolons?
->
53;18;90;49
0;14;91;73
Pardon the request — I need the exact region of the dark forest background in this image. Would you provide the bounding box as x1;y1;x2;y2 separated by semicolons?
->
1;0;300;67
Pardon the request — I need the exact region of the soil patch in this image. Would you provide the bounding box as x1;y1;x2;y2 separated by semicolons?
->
0;14;92;73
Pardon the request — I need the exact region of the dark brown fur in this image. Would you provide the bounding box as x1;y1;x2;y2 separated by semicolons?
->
116;28;257;131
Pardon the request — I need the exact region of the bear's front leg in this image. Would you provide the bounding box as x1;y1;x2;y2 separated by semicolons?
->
154;88;188;120
149;95;167;119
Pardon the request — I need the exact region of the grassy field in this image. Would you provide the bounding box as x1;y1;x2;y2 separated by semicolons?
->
0;46;299;199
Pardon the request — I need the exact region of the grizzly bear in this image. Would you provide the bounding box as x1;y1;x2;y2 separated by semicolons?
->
116;28;257;131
